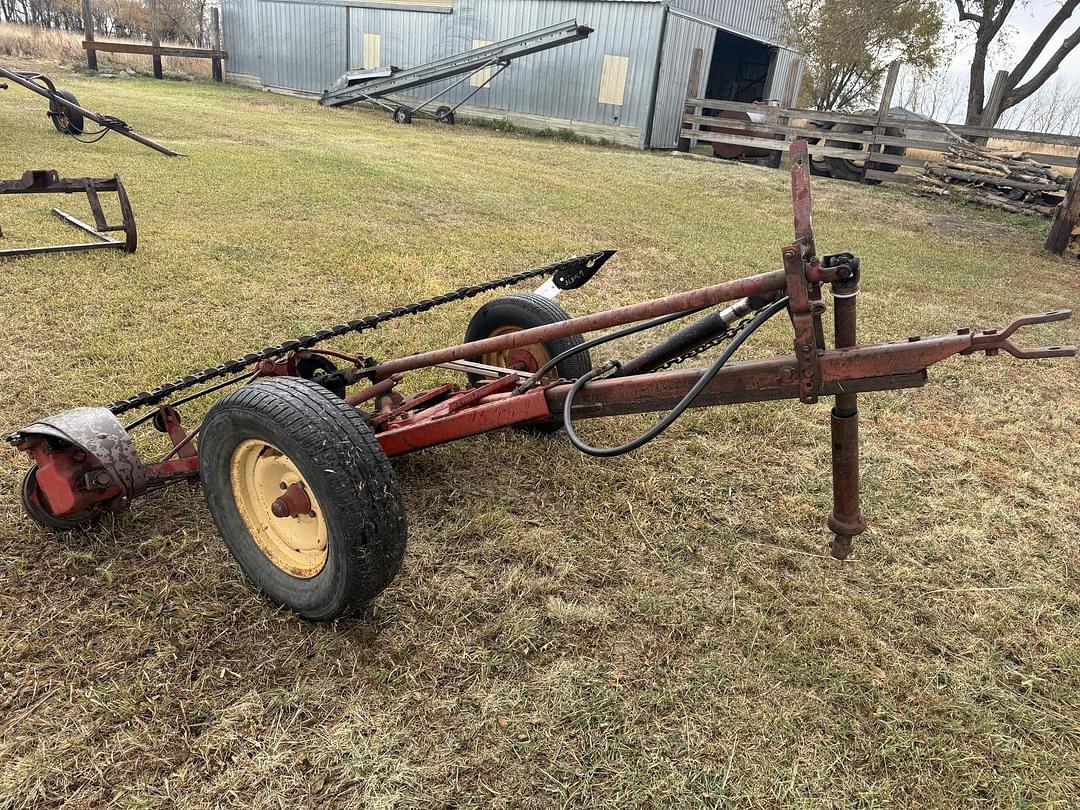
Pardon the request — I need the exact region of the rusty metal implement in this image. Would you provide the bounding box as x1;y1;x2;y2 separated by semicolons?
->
0;170;137;258
0;66;180;157
8;141;1075;619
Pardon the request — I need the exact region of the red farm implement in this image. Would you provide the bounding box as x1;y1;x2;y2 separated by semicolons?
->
9;142;1075;620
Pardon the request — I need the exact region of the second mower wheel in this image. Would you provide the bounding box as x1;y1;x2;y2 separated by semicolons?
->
464;292;591;433
199;377;407;620
436;105;456;124
296;353;347;398
393;107;413;125
21;465;98;530
50;90;84;136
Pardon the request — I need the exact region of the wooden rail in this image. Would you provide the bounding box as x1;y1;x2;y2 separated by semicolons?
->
80;2;226;81
679;96;1080;185
82;41;227;60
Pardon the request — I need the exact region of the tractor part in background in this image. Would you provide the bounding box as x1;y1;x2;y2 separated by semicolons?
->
7;142;1075;621
706;108;777;160
0;66;180;157
821;111;906;183
0;170;137;258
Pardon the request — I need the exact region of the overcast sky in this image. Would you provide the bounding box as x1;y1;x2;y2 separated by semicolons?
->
946;1;1080;79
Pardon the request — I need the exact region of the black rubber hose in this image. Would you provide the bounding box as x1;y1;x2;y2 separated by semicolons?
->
513;304;710;394
562;296;790;458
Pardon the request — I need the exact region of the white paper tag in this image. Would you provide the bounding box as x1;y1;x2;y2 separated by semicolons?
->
533;278;561;300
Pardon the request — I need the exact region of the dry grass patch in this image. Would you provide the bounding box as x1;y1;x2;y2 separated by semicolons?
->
0;22;212;78
0;58;1078;808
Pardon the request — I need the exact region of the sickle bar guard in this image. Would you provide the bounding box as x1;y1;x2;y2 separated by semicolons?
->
9;142;1075;614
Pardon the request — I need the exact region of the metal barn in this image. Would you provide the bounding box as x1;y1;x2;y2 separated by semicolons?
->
220;0;803;148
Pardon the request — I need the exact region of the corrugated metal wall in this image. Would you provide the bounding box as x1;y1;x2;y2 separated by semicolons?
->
344;0;663;129
220;0;801;148
648;12;713;148
221;0;260;77
769;47;803;104
257;1;348;91
671;0;787;45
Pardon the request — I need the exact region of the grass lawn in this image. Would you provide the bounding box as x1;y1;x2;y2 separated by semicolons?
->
1;63;1078;809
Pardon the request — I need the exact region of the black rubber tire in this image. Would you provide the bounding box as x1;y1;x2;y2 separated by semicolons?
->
50;90;84;136
436;105;455;125
21;466;98;530
824;117;906;183
296;353;347;398
393;107;412;125
464;292;591;434
199;376;407;620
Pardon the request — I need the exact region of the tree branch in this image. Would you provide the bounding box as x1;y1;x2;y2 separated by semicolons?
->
1008;0;1080;86
1005;22;1080;107
954;0;985;24
987;0;1017;39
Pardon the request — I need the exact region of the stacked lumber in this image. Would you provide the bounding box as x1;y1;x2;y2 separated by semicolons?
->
915;139;1068;218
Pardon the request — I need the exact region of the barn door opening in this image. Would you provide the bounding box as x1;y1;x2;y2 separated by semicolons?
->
705;30;775;103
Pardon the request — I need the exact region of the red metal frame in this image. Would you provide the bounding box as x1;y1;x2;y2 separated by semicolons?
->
13;142;1076;555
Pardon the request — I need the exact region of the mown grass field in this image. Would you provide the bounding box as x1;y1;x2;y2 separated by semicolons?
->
1;62;1079;809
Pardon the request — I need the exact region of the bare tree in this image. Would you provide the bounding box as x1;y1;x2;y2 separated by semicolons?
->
896;66;968;121
998;74;1080;135
955;0;1080;125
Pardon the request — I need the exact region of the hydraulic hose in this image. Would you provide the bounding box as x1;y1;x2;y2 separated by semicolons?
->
561;296;790;457
513;304;710;394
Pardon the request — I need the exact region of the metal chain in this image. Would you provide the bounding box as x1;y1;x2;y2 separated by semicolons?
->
655;313;755;371
106;253;606;416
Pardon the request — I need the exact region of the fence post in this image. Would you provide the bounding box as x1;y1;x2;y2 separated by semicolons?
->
149;0;163;79
863;60;900;184
677;47;704;152
1045;152;1080;256
768;110;787;169
980;70;1009;130
211;7;223;82
81;0;97;71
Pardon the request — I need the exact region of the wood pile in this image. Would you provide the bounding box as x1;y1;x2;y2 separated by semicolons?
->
915;137;1068;218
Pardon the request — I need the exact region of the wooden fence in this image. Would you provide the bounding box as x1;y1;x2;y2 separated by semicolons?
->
80;0;227;81
679;63;1080;187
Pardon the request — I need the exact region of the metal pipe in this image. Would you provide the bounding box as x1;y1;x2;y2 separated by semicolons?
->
826;281;866;559
372;269;791;379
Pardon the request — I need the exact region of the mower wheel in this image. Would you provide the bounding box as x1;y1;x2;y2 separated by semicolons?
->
199;376;406;620
50;90;84;136
296;353;347;398
464;292;591;433
21;465;98;530
436;105;456;124
393;107;413;125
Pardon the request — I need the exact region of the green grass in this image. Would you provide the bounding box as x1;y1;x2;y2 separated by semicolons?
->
1;62;1079;809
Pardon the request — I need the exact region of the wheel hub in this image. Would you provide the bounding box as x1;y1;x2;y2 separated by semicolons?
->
481;325;551;375
229;439;328;578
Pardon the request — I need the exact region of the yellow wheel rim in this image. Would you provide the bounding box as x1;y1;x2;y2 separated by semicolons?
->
229;439;328;578
481;325;552;375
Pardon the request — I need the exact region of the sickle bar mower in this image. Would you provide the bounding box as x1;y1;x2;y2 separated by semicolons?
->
8;142;1075;620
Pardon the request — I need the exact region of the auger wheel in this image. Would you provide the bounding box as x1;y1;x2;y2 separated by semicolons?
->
49;89;84;135
199;377;406;620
